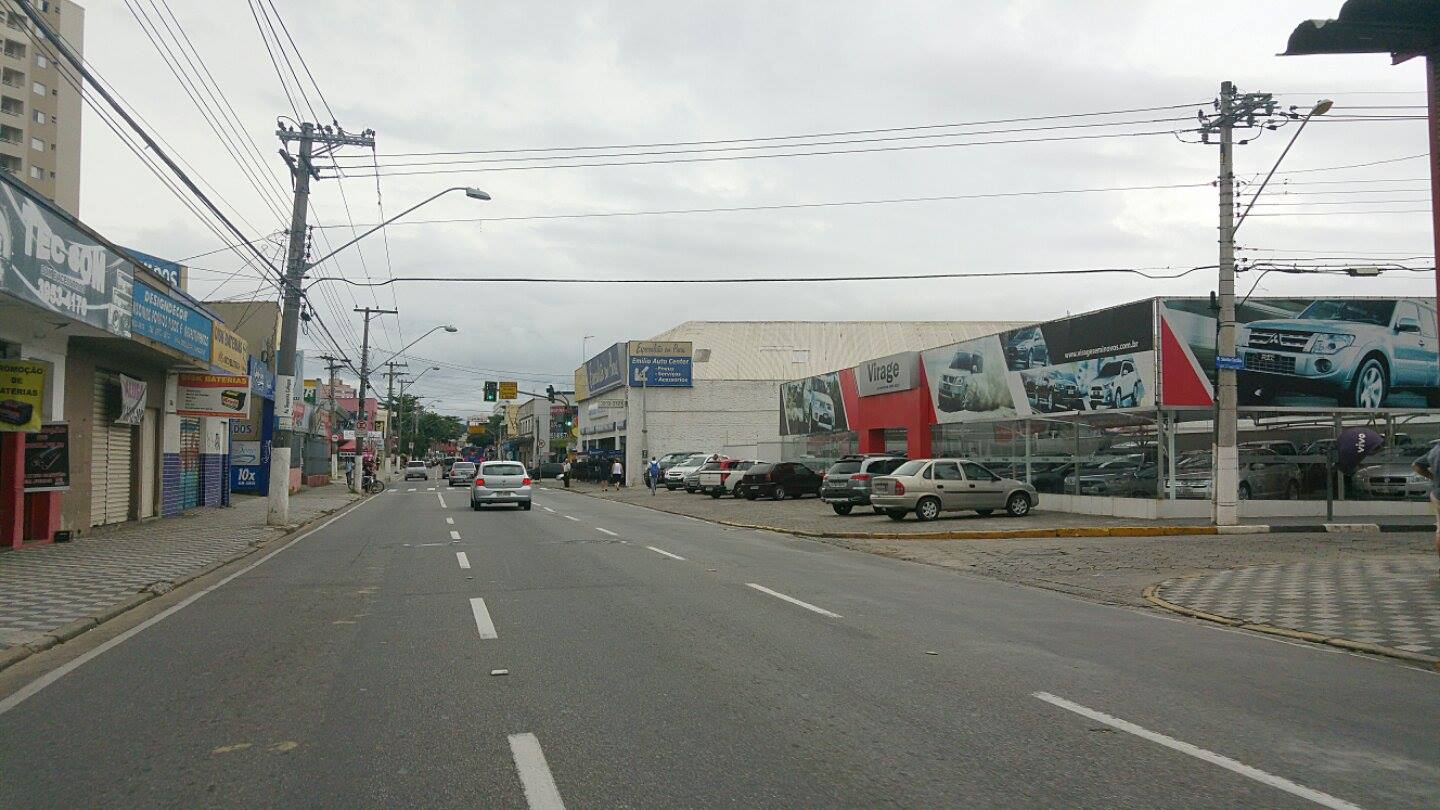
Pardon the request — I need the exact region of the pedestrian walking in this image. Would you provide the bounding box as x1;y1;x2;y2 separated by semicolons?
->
562;459;572;488
1410;444;1440;567
647;457;661;495
608;458;624;490
345;457;355;489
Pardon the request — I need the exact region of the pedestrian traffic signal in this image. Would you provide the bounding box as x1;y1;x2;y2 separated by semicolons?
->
483;381;497;402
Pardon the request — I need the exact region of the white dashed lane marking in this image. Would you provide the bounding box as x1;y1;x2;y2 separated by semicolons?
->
446;517;454;525
469;598;498;639
563;515;580;522
646;546;686;561
456;552;471;570
450;530;462;541
508;733;566;809
745;584;842;619
595;527;618;537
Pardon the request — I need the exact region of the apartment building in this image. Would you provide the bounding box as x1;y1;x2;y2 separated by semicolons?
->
0;0;82;215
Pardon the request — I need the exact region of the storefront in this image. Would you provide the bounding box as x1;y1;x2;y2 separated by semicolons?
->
780;297;1440;518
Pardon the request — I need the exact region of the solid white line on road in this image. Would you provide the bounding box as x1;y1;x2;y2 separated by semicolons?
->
450;530;462;541
563;515;580;522
595;527;618;536
508;732;566;810
745;583;842;618
543;506;555;513
646;546;686;561
1031;692;1361;810
469;597;498;639
408;488;417;492
427;487;436;491
456;551;471;569
437;493;446;508
0;495;375;716
446;517;454;525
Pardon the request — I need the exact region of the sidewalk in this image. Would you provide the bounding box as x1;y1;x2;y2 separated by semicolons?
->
0;485;359;666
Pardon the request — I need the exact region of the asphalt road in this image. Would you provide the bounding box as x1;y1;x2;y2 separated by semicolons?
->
1;483;1436;808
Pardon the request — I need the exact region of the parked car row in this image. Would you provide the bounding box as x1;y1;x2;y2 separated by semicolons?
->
653;451;1038;523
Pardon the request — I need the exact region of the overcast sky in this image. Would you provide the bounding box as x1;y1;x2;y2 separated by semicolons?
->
77;1;1432;415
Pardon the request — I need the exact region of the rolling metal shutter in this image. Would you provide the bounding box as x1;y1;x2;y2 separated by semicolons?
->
90;372;135;526
179;416;201;510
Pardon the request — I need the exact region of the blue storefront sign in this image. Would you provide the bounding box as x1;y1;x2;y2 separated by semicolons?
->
124;247;184;289
132;282;212;361
629;354;693;387
585;343;625;396
248;355;276;398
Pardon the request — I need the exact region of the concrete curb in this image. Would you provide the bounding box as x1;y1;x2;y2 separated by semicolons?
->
1143;581;1440;670
552;489;1427;540
0;494;364;675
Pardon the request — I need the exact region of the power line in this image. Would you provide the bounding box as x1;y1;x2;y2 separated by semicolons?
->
310;181;1213;229
308;264;1222;289
333;127;1196;178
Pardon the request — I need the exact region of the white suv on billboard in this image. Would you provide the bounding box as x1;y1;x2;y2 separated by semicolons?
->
808;389;836;431
1088;356;1143;410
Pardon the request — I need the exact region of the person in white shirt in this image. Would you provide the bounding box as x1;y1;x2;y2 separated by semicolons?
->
606;459;623;490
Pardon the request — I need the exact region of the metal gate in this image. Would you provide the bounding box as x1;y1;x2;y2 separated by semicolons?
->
90;372;134;526
179;416;201;510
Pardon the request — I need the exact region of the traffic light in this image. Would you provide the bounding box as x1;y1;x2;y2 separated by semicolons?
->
546;385;556;402
483;381;497;402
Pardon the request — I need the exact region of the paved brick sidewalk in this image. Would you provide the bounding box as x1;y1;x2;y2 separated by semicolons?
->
0;486;358;651
1156;558;1440;658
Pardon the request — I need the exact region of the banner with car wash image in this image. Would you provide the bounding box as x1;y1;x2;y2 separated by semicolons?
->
779;371;849;436
1158;297;1440;411
921;300;1157;423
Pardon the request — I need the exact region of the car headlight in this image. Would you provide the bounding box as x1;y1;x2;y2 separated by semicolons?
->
1408;472;1427;484
1307;333;1354;355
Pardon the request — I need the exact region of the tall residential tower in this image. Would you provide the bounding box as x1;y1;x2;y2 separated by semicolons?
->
0;0;83;216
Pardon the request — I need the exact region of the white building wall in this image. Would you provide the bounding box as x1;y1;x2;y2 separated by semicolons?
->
624;379;779;485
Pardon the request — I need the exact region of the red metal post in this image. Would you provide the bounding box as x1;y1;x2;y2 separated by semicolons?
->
0;433;23;548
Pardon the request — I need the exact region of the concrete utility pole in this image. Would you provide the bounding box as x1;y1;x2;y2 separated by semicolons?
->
318;354;344;481
383;361;409;471
353;307;397;489
268;123;376;525
1198;82;1275;526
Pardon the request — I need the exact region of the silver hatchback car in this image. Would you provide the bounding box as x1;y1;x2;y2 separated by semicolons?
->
470;461;533;511
870;458;1038;521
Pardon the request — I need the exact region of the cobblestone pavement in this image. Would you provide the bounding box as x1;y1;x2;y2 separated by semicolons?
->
0;486;359;649
1157;558;1440;657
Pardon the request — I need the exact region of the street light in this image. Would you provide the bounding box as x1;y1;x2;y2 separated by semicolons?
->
1234;99;1332;234
372;325;458;371
305;187;489;269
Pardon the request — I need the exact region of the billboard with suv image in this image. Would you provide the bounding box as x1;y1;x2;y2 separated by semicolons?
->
1000;300;1157;418
1159;297;1440;410
921;335;1017;421
779;371;849;436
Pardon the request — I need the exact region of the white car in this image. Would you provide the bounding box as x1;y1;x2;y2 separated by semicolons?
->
1088;356;1143;409
471;461;532;510
403;460;429;480
663;453;711;490
701;460;762;498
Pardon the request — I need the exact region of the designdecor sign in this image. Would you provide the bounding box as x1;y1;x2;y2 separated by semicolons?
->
132;282;212;361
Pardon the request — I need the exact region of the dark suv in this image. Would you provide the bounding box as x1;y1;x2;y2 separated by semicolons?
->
820;454;908;515
735;462;823;501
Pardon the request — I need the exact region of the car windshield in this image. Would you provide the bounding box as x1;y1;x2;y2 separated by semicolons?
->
683;455;709;465
828;461;862;474
891;459;929;476
407;461;425;468
483;464;525;475
1097;360;1125;377
1296;299;1396;325
452;463;475;472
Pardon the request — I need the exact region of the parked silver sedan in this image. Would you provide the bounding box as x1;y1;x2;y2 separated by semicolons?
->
470;461;533;511
870;458;1038;521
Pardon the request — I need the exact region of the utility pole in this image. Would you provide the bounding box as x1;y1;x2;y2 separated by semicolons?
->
383;361;409;472
318;354;344;481
353;307;397;489
1198;82;1275;526
268;122;376;524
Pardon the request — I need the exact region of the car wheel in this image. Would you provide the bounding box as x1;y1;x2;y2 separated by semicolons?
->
1005;492;1031;517
886;509;907;521
522;502;532;511
832;503;853;516
1238;482;1252;500
771;485;786;501
709;490;721;499
1349;357;1388;409
745;492;757;501
915;496;941;521
1286;480;1300;500
470;501;480;511
976;509;994;516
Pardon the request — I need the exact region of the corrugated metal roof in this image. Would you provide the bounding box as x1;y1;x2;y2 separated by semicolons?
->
644;321;1026;381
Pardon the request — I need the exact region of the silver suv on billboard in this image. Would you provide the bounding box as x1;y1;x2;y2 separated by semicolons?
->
1238;299;1440;409
936;350;983;412
1087;356;1143;410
